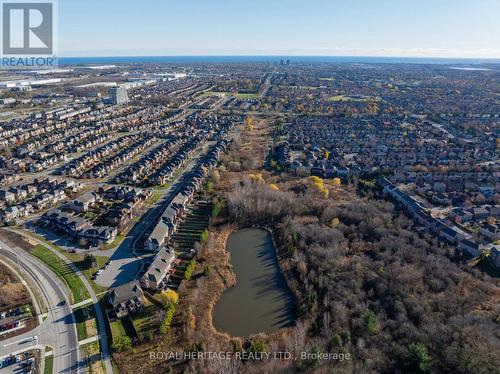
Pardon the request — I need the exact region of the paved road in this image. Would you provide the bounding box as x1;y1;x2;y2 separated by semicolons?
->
0;240;80;374
3;231;113;374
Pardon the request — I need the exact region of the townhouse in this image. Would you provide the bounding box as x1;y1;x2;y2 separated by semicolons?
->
140;246;176;290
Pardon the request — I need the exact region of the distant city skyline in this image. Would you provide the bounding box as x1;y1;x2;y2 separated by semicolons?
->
59;0;500;58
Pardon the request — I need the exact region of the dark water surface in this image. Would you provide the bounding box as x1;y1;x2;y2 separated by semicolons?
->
213;228;295;337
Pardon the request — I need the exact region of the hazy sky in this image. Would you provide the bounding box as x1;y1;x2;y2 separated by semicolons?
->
58;0;500;58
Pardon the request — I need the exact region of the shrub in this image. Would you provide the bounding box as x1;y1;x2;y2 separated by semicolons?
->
184;259;196;280
112;336;131;352
362;309;378;335
160;304;176;334
205;181;214;192
203;265;210;276
211;202;222;217
249;339;267;354
405;343;431;373
200;229;209;243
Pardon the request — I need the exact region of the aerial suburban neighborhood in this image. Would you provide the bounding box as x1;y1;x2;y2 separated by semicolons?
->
0;1;499;374
0;56;498;374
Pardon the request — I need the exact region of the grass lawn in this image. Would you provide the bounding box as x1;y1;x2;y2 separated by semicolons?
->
75;314;88;341
99;234;124;251
63;252;109;294
83;211;98;220
131;300;161;338
201;91;257;99
44;355;54;374
328;94;380;102
328;95;351;102
82;342;105;374
201;91;229;97
110;319;127;341
235;92;258;99
30;244;90;303
152;183;171;191
11;229;107;293
145;192;162;206
74;305;97;341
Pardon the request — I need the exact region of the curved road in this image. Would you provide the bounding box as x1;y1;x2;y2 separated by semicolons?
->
0;239;80;374
1;231;113;374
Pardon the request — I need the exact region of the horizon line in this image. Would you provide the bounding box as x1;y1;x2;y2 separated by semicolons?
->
57;54;500;61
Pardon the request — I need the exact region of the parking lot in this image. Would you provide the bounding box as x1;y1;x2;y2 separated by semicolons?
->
0;350;36;374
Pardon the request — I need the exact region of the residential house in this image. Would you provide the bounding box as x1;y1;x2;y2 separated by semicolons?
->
145;221;169;251
69;191;101;213
480;223;500;241
439;225;466;243
108;281;145;318
140;246;176;290
0;189;15;203
458;239;483;258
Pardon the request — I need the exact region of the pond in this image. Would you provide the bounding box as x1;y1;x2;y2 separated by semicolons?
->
213;228;296;337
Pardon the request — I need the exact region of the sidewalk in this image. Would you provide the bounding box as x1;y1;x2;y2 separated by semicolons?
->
79;335;99;346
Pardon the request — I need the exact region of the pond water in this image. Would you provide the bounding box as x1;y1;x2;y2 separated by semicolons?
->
213;228;296;337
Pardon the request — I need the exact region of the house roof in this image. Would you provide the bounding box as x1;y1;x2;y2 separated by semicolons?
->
109;281;143;306
148;221;169;244
74;191;98;205
142;246;176;283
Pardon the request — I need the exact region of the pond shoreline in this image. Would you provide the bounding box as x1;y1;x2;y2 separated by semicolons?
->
212;226;297;338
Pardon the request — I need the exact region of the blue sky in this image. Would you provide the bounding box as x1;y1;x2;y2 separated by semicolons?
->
58;0;500;58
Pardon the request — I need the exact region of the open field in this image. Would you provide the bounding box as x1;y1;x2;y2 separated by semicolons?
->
0;262;31;311
328;94;381;102
235;92;258;99
201;91;257;99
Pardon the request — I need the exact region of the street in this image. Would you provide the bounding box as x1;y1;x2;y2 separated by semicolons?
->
0;240;80;374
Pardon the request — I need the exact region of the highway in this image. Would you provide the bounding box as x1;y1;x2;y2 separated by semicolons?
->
0;239;80;374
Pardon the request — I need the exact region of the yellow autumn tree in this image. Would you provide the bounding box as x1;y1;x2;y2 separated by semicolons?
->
163;289;179;304
245;116;254;130
310;176;323;185
330;217;340;227
249;173;265;184
322;188;329;199
157;289;179;307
